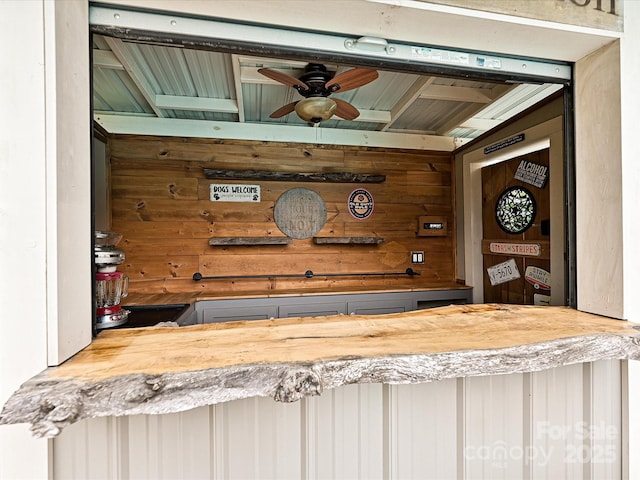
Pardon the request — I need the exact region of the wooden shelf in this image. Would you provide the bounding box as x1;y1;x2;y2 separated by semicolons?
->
203;169;386;183
209;237;292;246
313;236;385;245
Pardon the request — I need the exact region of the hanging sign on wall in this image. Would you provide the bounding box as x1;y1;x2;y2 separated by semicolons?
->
424;1;621;32
513;160;549;188
274;188;327;239
348;188;375;220
489;242;541;257
534;294;551;306
484;133;525;154
210;184;260;202
525;266;551;290
487;258;521;286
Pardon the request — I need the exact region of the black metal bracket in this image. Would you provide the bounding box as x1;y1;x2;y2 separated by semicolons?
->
192;268;419;282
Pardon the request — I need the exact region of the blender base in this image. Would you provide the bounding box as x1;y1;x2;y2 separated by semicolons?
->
96;309;130;330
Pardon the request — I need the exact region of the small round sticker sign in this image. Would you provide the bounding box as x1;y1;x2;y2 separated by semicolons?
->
348;188;374;220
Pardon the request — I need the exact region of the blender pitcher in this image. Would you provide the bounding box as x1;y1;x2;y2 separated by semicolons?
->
95;271;129;307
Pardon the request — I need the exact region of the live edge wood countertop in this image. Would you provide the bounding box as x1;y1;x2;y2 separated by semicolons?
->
1;304;640;438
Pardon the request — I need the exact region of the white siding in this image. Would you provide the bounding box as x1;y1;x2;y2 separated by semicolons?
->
306;383;384;479
388;380;458;479
215;396;302;479
53;361;622;480
464;374;526;479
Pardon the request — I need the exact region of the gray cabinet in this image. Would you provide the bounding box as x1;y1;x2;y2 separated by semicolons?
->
195;288;472;324
198;300;277;324
346;298;410;315
278;300;347;318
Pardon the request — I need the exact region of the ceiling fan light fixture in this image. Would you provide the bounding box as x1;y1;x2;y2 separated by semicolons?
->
295;97;337;123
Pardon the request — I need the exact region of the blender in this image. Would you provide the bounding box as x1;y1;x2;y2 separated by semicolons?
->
94;231;130;329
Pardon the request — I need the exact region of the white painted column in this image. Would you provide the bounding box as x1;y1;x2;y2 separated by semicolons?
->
620;3;640;478
43;0;92;365
574;40;623;319
621;0;640;322
0;2;51;477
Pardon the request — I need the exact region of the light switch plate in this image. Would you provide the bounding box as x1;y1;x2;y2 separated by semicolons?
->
411;251;424;264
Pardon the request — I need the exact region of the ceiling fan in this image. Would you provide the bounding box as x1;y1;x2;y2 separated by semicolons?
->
258;63;378;124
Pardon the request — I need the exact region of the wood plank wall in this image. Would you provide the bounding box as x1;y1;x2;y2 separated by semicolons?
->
108;136;456;294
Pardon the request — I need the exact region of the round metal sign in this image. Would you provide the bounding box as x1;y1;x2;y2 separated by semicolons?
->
348;188;375;220
274;188;327;239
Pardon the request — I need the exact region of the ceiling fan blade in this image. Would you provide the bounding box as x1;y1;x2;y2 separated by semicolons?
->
269;101;298;118
325;68;378;93
333;98;360;121
258;68;309;91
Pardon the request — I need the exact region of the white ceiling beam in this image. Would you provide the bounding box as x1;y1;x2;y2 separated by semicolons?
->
386;128;437;135
380;76;436;132
488;84;514;101
353;109;390;123
419;84;495;103
94;110;156;117
436;103;490;136
230;54;245;122
102;36;165;118
458;117;503;130
155;95;239;113
438;84;514;135
93;114;457;151
92;49;124;70
453;84;560;132
240;66;300;86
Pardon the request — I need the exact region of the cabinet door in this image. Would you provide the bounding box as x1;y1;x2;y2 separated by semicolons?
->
278;301;346;318
347;298;410;316
416;298;467;310
201;304;278;323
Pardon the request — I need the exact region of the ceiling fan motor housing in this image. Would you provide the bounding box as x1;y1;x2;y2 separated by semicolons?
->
297;63;336;97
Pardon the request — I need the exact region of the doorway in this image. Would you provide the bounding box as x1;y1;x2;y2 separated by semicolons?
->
461;116;565;305
481;149;551;304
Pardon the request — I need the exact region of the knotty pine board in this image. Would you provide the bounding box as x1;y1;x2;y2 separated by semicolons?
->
123;277;445;295
109;136;456;295
107;136;453;165
114;220;452;241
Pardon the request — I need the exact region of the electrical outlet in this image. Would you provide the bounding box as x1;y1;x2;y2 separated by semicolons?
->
411;251;424;264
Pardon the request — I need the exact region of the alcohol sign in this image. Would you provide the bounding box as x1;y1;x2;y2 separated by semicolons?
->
514;160;549;188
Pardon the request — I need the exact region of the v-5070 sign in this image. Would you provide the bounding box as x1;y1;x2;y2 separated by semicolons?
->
487;258;521;286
